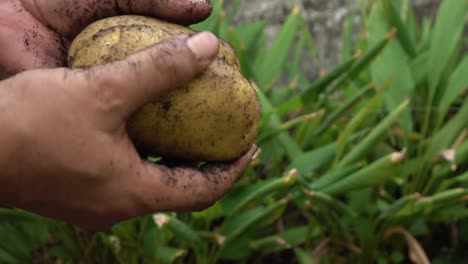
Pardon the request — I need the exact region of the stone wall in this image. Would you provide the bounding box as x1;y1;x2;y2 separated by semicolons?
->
225;0;442;71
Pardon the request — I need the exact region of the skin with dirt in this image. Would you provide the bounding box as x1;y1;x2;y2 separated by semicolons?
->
0;0;213;75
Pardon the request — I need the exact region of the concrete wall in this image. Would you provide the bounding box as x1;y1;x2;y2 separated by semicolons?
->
225;0;441;71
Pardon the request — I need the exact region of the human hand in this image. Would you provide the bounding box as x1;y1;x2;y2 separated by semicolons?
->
0;0;213;75
0;32;257;230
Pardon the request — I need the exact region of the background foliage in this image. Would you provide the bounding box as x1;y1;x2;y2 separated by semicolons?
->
1;0;467;263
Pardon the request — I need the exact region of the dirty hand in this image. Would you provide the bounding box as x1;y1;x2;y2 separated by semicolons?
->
0;32;257;229
0;0;213;75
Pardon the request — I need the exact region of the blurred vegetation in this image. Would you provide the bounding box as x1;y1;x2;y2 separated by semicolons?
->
1;0;467;263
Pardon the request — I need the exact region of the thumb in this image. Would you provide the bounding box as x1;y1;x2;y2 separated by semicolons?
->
79;31;219;120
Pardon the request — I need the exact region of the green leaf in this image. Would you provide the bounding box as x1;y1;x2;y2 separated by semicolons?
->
303;191;357;217
368;2;415;131
223;172;296;216
229;21;266;78
337;99;410;168
294;247;317;264
190;0;225;32
428;0;467;93
153;214;201;248
377;193;421;222
311;83;373;138
341;12;355;62
257;88;304;159
429;97;468;159
258;112;323;143
288;143;335;175
0;247;19;263
0;223;33;262
309;163;363;190
222;198;289;245
410;51;429;85
276;52;359;116
332;28;396;92
192;202;224;223
220;233;255;260
156;246;187;264
438;55;468;121
255;6;301;89
333;83;388;165
278;226;309;247
249;226;308;253
382;0;417;56
0;208;48;223
323;150;406;195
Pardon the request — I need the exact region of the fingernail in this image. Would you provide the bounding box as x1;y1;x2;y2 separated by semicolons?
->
187;32;219;61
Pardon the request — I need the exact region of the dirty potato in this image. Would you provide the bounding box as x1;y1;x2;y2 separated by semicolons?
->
68;15;261;162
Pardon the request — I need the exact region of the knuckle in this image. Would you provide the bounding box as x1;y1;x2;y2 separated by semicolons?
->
149;42;194;80
86;69;128;113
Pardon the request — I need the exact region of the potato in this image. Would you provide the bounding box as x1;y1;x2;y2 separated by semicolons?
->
68;15;261;162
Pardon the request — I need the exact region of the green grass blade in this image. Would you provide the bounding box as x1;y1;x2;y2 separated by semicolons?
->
368;2;415;131
439;170;468;192
377;193;421;222
312;83;374;138
0;247;19;263
333;82;390;165
287;36;306;84
294;247;317;264
303;190;357;217
428;97;468;160
337;99;410;168
226;171;297;216
428;0;467;93
301;53;360;106
192;202;224;223
410;51;429;86
323;150;407;195
258;112;323;143
341;12;355;62
255;6;301;89
382;0;417;56
223;198;289;245
190;0;224;32
153;214;200;248
229;21;266;78
276;52;360;116
438;55;468;122
288;143;336;175
0;208;48;223
156;246;187;264
225;0;241;24
419;17;433;51
332;28;397;91
0;224;33;262
250;226;308;253
415;188;468;213
249;236;291;252
309;163;363;190
257;89;304;159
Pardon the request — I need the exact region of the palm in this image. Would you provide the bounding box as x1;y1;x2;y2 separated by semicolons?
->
0;0;212;74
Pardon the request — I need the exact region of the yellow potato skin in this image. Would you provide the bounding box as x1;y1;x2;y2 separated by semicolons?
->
68;15;261;162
